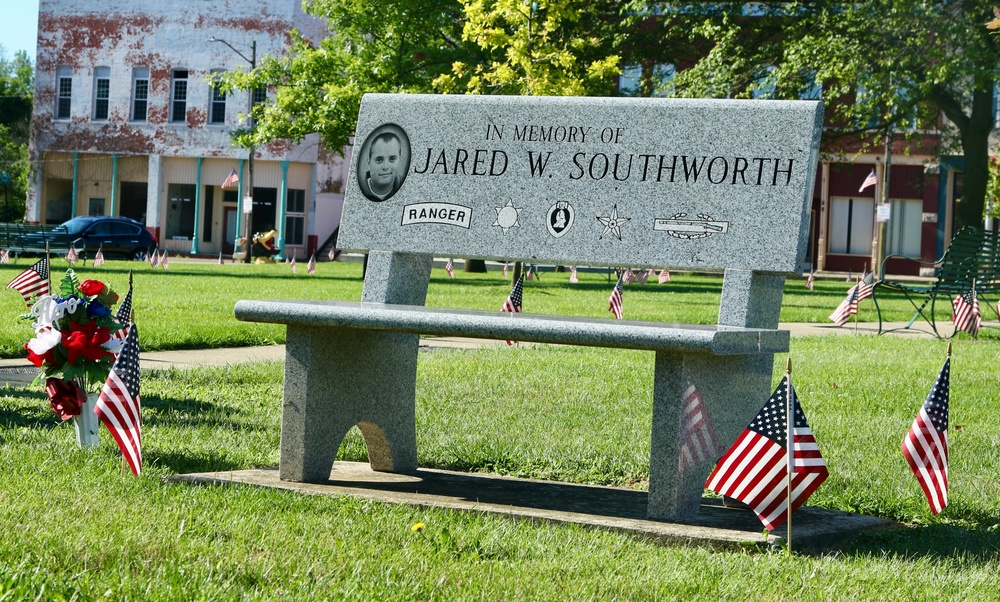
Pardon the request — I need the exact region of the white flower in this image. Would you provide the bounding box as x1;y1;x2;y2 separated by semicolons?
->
101;336;123;356
27;326;62;355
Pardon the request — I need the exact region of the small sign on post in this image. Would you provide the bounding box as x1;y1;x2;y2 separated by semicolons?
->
876;203;891;223
242;196;253;213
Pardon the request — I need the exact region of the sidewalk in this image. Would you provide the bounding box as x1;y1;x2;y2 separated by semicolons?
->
0;321;937;387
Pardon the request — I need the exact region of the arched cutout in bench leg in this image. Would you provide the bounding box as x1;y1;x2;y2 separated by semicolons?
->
278;325;419;482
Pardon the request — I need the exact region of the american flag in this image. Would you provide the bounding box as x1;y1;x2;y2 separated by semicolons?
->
856;270;875;302
829;283;860;326
221;168;240;189
679;382;721;472
658;269;670;284
526;267;533;281
307;253;316;274
95;324;143;476
66;246;78;263
290;251;297;274
116;283;134;327
859;169;878;192
445;259;454;279
6;257;49;306
805;273;814;291
328;247;336;261
569;266;578;283
622;268;634;284
608;274;624;320
636;269;653;285
94;246;105;267
951;287;981;338
901;356;949;515
160;251;168;269
149;250;159;267
1;249;8;264
501;275;524;345
704;374;828;531
502;262;509;278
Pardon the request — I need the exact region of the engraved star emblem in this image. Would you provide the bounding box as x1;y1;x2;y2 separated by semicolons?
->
597;204;630;241
493;199;523;235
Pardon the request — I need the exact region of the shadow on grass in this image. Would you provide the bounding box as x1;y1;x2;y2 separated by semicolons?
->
152;449;246;474
842;521;1000;562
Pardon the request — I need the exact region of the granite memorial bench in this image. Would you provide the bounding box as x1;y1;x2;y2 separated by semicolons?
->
235;94;823;520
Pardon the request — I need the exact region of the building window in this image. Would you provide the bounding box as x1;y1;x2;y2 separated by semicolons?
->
829;196;874;255
209;70;226;124
132;68;149;122
171;69;189;123
252;87;267;107
56;67;72;119
618;64;642;96
285;189;306;246
93;67;110;121
884;199;922;258
751;65;777;99
651;63;676;97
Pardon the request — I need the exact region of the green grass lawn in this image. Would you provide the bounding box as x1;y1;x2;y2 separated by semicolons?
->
1;258;991;359
2;336;1000;599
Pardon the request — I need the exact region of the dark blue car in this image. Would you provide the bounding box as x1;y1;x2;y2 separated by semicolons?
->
18;216;158;260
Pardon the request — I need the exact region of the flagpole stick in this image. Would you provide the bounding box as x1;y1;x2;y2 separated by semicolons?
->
786;357;794;556
45;242;51;292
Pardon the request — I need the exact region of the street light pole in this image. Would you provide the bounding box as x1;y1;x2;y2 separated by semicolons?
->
208;37;257;263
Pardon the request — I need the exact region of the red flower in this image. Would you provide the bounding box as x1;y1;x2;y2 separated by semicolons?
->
24;342;56;368
46;377;85;420
60;321;114;365
78;280;107;296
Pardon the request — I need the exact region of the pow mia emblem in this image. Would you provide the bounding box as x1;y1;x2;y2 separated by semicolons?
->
546;201;575;238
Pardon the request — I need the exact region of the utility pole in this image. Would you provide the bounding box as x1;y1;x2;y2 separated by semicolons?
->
208;37;257;263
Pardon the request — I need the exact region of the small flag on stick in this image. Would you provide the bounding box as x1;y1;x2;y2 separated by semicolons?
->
805;273;814;291
445;259;454;279
501;274;524;345
608;274;624;320
502;262;509;279
160;251;168;269
1;249;9;264
93;246;105;267
307;253;316;274
569;266;578;283
952;285;981;338
901;351;950;515
829;282;860;326
679;383;720;471
95;325;143;476
328;247;336;261
658;269;670;284
290;251;297;274
149;250;159;267
6;257;50;306
704;371;828;531
66;246;78;263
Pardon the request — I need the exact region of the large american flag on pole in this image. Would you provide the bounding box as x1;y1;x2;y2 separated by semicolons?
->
6;257;49;306
859;169;878;193
95;325;143;476
608;273;624;320
221;168;240;189
902;356;949;515
951;287;981;338
704;375;828;531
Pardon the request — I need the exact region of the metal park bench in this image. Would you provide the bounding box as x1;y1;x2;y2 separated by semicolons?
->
235;94;824;521
872;227;1000;337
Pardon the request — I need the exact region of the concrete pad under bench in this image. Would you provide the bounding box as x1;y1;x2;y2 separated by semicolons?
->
168;462;895;553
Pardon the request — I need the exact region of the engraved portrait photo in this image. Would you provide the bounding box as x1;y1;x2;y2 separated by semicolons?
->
357;124;411;202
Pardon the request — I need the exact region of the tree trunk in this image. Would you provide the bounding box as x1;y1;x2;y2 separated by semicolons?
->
464;259;487;273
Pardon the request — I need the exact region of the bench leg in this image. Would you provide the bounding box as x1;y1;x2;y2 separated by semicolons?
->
279;324;419;482
648;352;774;520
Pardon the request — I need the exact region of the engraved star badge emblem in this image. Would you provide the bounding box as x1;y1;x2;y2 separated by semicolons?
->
493;199;523;235
597;204;630;241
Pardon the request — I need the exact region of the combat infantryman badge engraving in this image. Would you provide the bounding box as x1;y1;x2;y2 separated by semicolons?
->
546;201;575;238
653;213;730;240
597;204;630;241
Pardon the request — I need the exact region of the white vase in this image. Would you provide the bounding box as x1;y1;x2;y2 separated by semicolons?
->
74;392;100;449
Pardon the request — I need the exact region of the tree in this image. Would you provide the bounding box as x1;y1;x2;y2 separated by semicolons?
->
627;1;1000;231
434;0;622;96
0;48;33;222
214;0;482;152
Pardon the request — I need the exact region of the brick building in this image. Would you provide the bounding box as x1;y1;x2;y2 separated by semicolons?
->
28;0;349;259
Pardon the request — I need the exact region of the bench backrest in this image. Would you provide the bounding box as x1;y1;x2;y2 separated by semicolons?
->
339;94;823;275
937;227;1000;294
